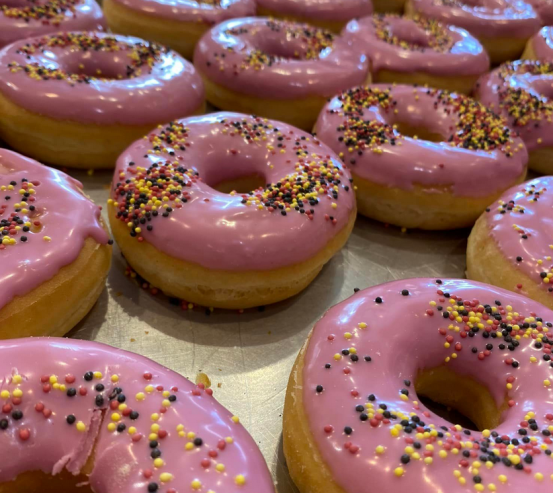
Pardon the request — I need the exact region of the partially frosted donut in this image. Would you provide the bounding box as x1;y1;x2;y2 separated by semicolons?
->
108;113;357;309
0;0;106;49
194;17;369;131
407;0;541;64
0;337;275;493
0;32;205;169
314;85;527;229
284;277;553;493
475;60;553;175
342;14;489;94
468;176;553;310
0;149;111;339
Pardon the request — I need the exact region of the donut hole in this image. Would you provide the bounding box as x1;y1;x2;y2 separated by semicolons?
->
61;53;130;80
415;366;504;431
393;121;444;143
211;174;266;194
387;19;432;49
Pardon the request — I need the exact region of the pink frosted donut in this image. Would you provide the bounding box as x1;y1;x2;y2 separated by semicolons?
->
527;0;553;24
474;60;553;174
194;17;370;130
256;0;374;32
284;277;553;493
0;337;275;493
314;84;528;229
0;32;205;168
0;0;106;49
468;176;553;309
103;0;256;59
524;26;553;61
0;149;111;338
342;14;489;93
108;112;357;308
408;0;541;63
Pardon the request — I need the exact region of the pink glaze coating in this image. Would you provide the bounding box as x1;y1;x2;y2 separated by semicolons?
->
0;149;109;311
314;85;527;197
485;176;553;299
110;0;256;24
529;27;553;61
193;17;369;100
301;278;553;493
110;112;356;271
0;337;275;492
0;0;106;49
256;0;373;23
527;0;553;24
342;14;489;77
475;60;553;154
0;32;205;126
411;0;541;39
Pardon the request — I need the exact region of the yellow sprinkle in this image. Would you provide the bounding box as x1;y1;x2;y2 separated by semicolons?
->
394;467;405;477
12;375;22;384
232;416;240;423
235;475;246;486
111;413;121;422
12;389;23;398
136;392;145;401
154;458;164;468
76;421;86;432
151;413;160;421
160;473;173;483
0;391;9;399
375;445;385;455
191;479;202;490
111;375;119;383
216;464;225;472
107;423;116;432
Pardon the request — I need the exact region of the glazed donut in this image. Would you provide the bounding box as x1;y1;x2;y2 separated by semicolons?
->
103;0;255;60
406;0;541;64
314;85;528;230
0;149;111;339
0;337;275;493
475;60;553;175
255;0;373;33
468;176;553;309
527;0;553;24
0;32;205;170
0;0;106;49
523;27;553;61
283;278;553;493
193;17;370;131
341;14;490;94
108;112;357;309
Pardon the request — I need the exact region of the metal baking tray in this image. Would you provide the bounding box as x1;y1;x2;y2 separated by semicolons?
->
69;167;469;493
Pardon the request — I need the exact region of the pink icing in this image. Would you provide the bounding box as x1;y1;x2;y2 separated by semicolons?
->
109;0;256;24
302;278;553;493
342;15;489;76
475;60;553;153
0;149;109;311
527;0;553;24
0;337;275;493
314;84;527;197
0;32;205;125
530;26;553;61
0;0;106;49
256;0;373;22
411;0;541;39
111;112;356;271
193;17;369;99
485;176;553;298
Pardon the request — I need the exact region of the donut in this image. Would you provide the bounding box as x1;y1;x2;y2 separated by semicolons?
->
103;0;256;60
527;0;553;24
193;17;370;131
0;149;111;339
314;85;528;230
0;337;275;493
108;112;357;309
474;60;553;175
468;176;553;310
406;0;541;64
523;26;553;61
255;0;373;33
0;32;205;170
341;14;490;94
283;277;553;493
0;0;106;49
